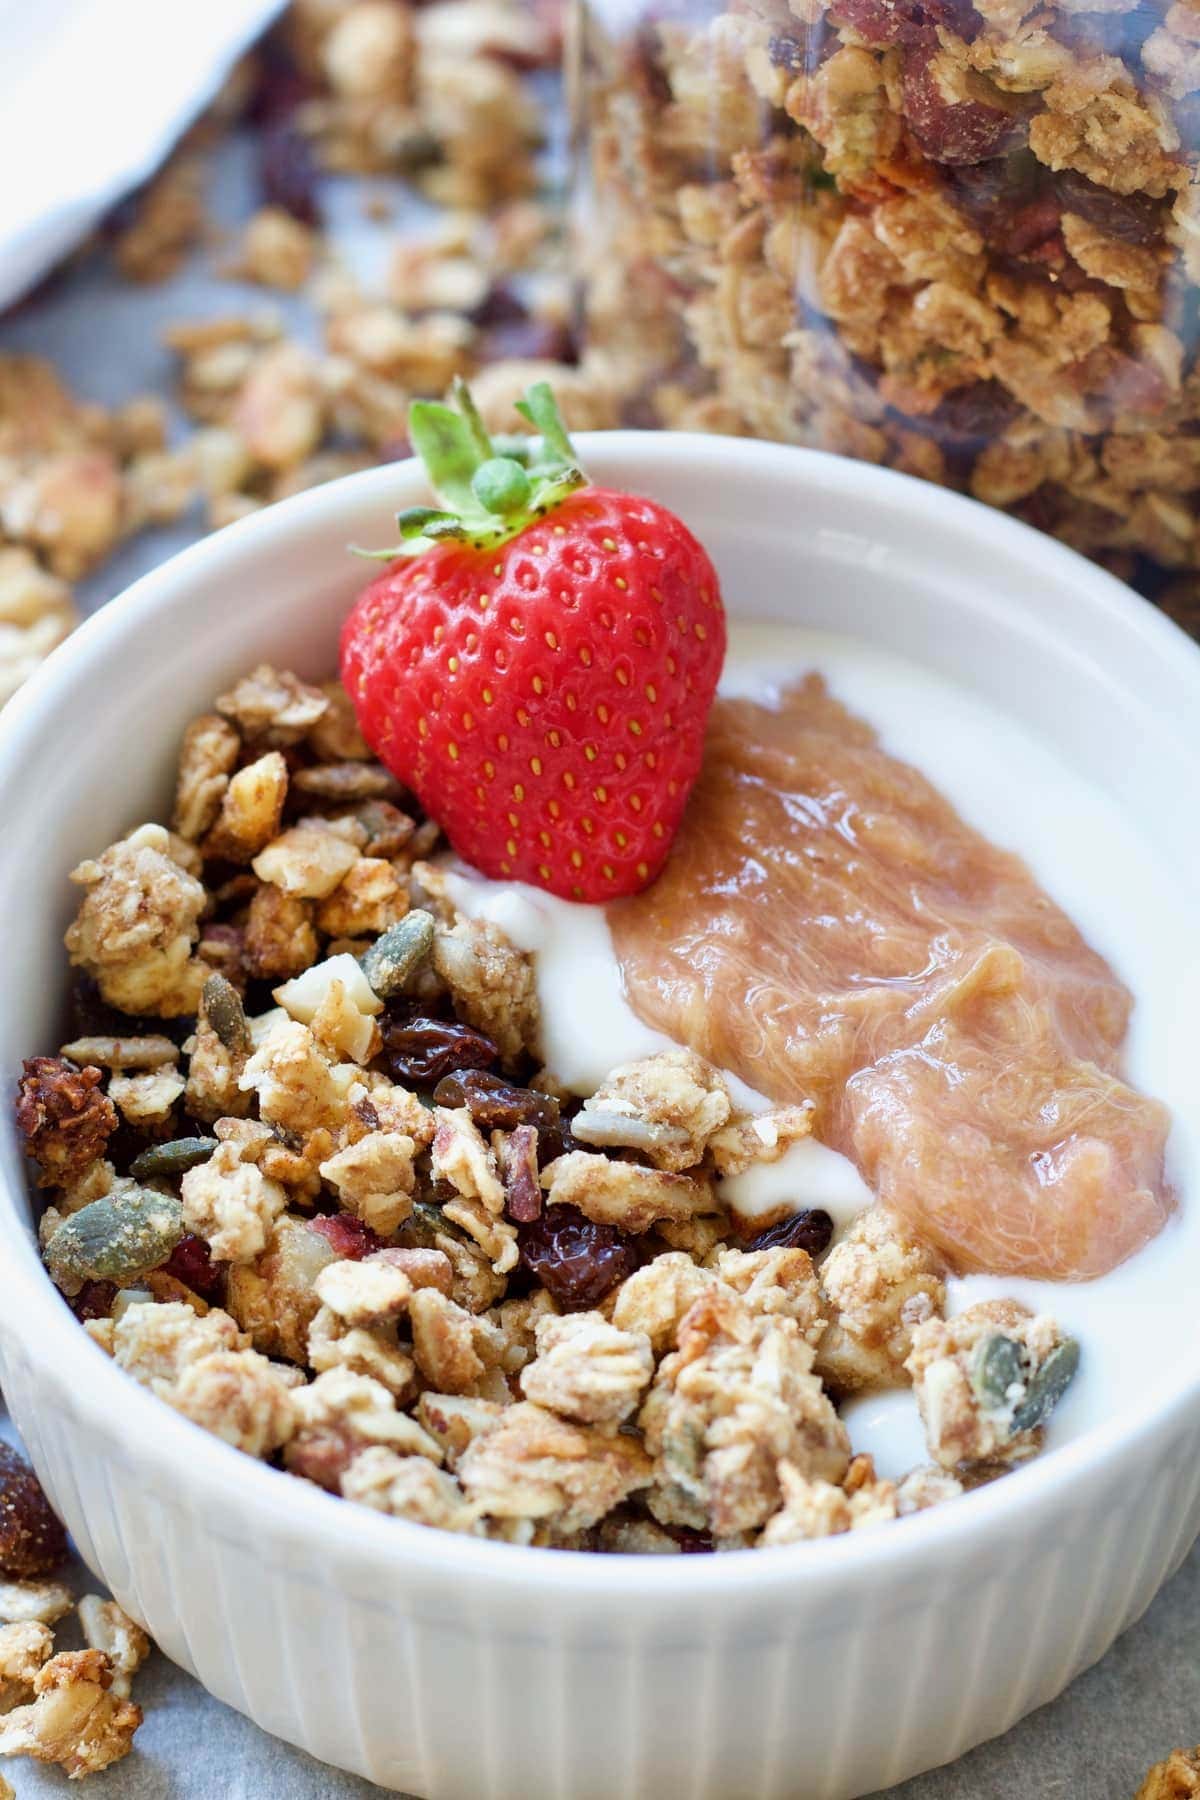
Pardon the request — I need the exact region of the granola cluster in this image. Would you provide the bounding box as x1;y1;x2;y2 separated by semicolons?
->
0;1445;149;1782
13;665;1078;1554
578;0;1200;580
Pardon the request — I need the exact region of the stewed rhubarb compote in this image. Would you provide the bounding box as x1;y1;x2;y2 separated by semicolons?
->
611;675;1172;1281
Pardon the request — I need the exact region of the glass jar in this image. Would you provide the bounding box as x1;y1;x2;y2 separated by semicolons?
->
570;0;1200;595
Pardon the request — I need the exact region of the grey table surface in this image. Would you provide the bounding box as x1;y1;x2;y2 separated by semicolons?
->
1;123;1197;1800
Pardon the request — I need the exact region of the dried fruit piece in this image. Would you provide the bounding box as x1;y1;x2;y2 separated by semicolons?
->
309;1214;384;1261
381;1011;499;1085
432;1069;561;1136
517;1203;637;1310
901;46;1028;165
745;1209;834;1258
43;1188;183;1295
0;1445;67;1580
160;1232;223;1298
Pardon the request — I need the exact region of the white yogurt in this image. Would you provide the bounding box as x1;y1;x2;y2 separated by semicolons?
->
446;622;1200;1471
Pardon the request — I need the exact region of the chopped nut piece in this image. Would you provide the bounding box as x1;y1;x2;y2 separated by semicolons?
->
253;825;360;899
521;1311;654;1425
0;1581;73;1627
315;857;408;936
415;1392;506;1467
77;1597;150;1699
202;751;289;862
431;1106;505;1213
244;883;320;980
542;1151;714;1233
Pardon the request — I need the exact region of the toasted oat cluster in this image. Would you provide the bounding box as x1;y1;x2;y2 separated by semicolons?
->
579;0;1200;579
13;664;1077;1552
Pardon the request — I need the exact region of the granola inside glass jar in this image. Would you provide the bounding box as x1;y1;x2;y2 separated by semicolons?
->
571;0;1200;588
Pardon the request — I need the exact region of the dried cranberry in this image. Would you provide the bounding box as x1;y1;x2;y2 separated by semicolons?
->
260;120;321;226
433;1069;561;1135
382;1012;500;1085
518;1204;638;1310
0;1443;67;1579
70;1279;117;1322
830;0;980;45
162;1232;224;1298
902;45;1028;164
310;1214;383;1260
745;1208;835;1258
1052;171;1163;248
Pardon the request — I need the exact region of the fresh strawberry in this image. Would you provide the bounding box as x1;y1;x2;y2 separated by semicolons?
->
341;380;725;901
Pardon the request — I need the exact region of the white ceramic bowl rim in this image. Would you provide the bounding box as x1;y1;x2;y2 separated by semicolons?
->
2;433;1199;1601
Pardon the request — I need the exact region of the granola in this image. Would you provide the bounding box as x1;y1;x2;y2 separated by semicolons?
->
577;0;1200;578
13;660;1081;1555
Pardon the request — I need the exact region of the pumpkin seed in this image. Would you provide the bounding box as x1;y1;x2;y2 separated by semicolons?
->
130;1137;219;1180
45;1187;183;1292
360;909;435;998
971;1333;1026;1409
59;1034;179;1071
202;974;250;1054
1011;1338;1080;1434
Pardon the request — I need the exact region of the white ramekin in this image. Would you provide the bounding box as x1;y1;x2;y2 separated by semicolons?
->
2;437;1199;1800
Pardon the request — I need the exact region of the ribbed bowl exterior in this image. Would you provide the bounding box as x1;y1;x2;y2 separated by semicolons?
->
3;443;1200;1800
4;1321;1198;1799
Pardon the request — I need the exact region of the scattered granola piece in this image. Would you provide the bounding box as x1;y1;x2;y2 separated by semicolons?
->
239;1019;351;1133
236;207;318;291
0;1619;53;1700
253;825;360;899
0;1648;142;1777
409;1288;504;1394
244;883;320;980
1136;1748;1200;1800
169;1348;297;1455
611;1254;717;1356
202;751;289;862
708;1106;814;1178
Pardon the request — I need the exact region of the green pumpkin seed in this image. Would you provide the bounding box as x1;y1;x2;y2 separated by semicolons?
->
971;1333;1026;1409
1011;1338;1080;1434
130;1137;219;1180
45;1188;183;1292
360;910;435;998
202;974;250;1054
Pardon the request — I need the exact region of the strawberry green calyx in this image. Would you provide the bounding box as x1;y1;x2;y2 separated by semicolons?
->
378;377;588;557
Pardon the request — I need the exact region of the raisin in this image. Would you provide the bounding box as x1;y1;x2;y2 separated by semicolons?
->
260;120;321;226
745;1208;835;1258
0;1443;68;1579
517;1204;638;1310
469;282;531;329
433;1069;561;1134
674;1529;716;1554
915;380;1022;453
477;317;578;368
901;45;1028;164
1052;171;1163;247
382;1011;499;1085
310;1214;383;1260
70;1279;117;1322
162;1232;225;1299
